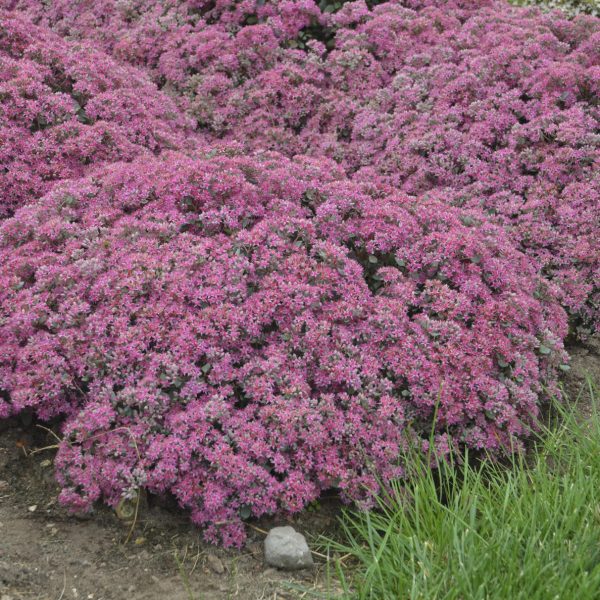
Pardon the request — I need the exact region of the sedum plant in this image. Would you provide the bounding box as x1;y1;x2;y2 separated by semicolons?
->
0;150;567;545
0;10;198;217
0;0;597;545
5;0;598;327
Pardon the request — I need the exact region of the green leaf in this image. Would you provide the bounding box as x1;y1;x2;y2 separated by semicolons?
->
239;505;252;520
61;194;78;208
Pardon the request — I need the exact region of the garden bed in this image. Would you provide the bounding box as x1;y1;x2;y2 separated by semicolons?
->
1;336;597;599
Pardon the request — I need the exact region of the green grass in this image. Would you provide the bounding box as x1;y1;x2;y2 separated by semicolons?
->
328;379;600;600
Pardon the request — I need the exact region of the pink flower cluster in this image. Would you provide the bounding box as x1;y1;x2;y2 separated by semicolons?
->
0;151;567;545
0;10;199;217
10;0;597;325
0;0;597;545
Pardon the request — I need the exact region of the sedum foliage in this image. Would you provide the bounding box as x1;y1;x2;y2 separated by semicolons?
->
0;0;597;544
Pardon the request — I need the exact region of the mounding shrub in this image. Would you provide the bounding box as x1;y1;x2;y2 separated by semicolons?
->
0;151;568;545
0;0;597;548
0;11;198;217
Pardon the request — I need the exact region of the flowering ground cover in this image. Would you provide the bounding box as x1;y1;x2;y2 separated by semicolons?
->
0;11;201;217
0;0;598;546
6;0;599;325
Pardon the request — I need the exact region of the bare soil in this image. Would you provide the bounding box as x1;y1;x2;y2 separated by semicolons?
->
1;337;598;600
561;334;600;421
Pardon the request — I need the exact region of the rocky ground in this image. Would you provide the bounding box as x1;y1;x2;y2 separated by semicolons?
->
1;336;598;600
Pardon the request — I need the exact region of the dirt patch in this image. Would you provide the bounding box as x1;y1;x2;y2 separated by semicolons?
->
1;337;597;600
562;335;600;421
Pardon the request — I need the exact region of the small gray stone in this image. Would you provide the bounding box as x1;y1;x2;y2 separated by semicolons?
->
206;553;225;574
264;526;313;570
